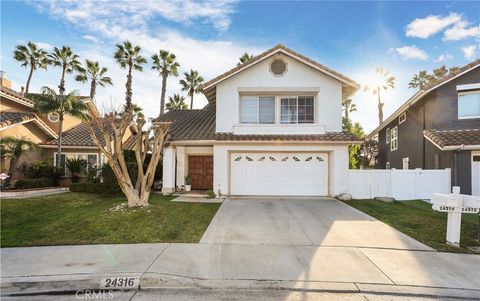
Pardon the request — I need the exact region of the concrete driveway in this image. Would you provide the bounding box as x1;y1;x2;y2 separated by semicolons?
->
200;197;432;250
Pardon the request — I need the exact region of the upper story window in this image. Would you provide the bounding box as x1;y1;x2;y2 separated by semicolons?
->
386;127;390;144
390;127;398;151
458;90;480;119
399;112;406;124
280;96;314;124
240;96;275;124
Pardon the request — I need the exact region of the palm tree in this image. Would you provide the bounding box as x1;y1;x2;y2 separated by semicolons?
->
151;50;180;115
342;98;357;120
409;70;430;90
0;136;38;184
433;65;448;80
238;53;254;66
166;94;188;110
13;42;50;94
75;59;113;100
49;46;82;95
114;41;147;109
33;87;90;168
179;70;204;109
364;68;395;125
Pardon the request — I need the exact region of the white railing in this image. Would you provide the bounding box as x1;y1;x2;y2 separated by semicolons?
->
348;168;451;200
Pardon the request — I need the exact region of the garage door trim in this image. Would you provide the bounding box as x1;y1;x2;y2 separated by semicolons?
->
228;150;331;196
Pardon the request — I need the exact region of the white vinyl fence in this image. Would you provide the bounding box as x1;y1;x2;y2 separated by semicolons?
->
348;168;451;200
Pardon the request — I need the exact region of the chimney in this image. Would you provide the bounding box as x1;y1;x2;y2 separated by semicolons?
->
21;86;25;94
0;71;12;89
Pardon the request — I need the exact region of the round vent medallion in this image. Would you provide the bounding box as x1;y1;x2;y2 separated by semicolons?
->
270;59;287;76
48;112;60;122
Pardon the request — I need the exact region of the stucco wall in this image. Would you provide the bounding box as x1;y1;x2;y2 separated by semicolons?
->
213;143;348;196
215;54;343;133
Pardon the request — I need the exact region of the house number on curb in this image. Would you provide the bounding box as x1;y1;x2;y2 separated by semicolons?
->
100;277;140;289
431;186;480;247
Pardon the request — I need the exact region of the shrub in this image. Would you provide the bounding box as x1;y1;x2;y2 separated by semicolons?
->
86;165;100;183
28;160;62;185
206;189;216;198
69;182;107;194
66;158;87;183
14;178;53;189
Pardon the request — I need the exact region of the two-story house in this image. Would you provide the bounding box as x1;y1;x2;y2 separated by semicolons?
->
369;59;480;196
155;45;360;196
0;72;130;181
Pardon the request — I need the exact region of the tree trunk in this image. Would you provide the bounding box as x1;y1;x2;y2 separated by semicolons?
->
122;186;151;207
25;63;34;94
125;63;133;109
57;115;63;171
90;79;96;100
160;71;168;115
190;94;194;110
59;65;66;95
377;88;383;125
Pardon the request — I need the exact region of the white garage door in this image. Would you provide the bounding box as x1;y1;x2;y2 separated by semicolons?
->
230;153;328;196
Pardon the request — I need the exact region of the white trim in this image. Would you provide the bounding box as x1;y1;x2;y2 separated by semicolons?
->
457;89;480;120
0;116;58;138
269;57;288;77
399;112;406;124
48;112;59;123
41;145;99;149
0;91;34;108
170;140;362;146
457;83;480;91
203;48;359;91
390;126;398;151
368;63;480;137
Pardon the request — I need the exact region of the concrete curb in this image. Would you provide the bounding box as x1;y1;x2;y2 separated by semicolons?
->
2;273;480;300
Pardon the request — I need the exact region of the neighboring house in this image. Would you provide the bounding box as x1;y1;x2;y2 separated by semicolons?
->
368;59;480;196
0;72;109;180
155;44;360;196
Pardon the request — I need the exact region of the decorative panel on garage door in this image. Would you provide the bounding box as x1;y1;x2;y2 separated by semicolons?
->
230;153;328;196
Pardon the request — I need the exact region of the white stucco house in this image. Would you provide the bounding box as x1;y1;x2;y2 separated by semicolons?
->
155;44;360;196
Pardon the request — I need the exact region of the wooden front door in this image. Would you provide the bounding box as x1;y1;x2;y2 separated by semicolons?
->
188;156;213;190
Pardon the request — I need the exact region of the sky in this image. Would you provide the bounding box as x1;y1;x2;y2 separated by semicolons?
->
1;0;479;132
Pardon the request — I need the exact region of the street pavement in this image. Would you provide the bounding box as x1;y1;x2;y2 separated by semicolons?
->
1;198;479;300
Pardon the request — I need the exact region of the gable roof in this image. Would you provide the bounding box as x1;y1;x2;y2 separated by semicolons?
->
0;111;58;138
202;44;359;103
424;129;480;150
0;86;35;108
369;59;480;137
41;122;110;147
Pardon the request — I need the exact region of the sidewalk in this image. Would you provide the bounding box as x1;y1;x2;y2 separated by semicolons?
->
1;243;479;299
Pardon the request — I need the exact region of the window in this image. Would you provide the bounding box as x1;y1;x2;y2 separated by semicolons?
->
54;153;99;175
280;96;314;124
390;127;398;151
399;112;406;124
240;96;275;124
458;91;480;119
386;127;390;144
48;112;59;122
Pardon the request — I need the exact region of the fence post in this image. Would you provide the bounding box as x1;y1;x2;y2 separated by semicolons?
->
390;168;396;198
369;169;373;199
445;168;451;193
415;168;421;199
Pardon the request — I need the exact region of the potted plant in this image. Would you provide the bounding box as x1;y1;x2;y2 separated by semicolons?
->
185;175;192;192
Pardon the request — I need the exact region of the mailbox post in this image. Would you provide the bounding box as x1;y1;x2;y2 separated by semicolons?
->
431;186;480;247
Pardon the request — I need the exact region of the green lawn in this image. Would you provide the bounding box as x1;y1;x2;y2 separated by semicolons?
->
1;192;220;247
343;199;480;253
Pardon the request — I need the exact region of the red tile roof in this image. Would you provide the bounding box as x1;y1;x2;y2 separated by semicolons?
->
0;112;36;128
